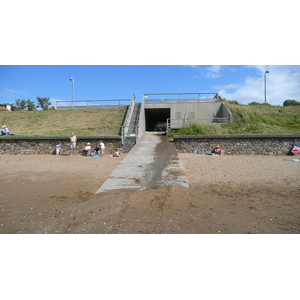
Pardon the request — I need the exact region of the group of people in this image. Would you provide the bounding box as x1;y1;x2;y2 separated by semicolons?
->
69;133;120;157
81;140;105;156
0;125;10;135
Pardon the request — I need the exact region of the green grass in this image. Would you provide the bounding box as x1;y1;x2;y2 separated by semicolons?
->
168;103;300;137
0;107;127;136
2;104;300;137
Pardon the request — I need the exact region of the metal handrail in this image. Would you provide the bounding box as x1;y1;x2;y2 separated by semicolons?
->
122;95;136;137
121;100;136;143
143;92;219;103
121;125;139;144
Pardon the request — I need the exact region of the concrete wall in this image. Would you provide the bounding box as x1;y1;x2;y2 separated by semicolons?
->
144;102;231;129
215;103;233;123
173;134;300;155
145;102;222;119
138;104;146;138
0;136;126;155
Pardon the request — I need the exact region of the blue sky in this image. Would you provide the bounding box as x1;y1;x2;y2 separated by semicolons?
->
0;65;299;107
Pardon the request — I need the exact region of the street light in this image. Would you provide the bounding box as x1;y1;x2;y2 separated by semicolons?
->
264;69;270;104
70;77;74;108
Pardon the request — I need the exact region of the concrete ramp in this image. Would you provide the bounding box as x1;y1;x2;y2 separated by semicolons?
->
95;133;188;193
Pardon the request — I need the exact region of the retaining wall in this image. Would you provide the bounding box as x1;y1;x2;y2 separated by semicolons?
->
0;136;125;155
173;135;300;155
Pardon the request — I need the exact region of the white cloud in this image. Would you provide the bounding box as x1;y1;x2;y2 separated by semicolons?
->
216;65;300;105
3;88;27;95
207;65;222;73
187;65;223;78
205;65;222;79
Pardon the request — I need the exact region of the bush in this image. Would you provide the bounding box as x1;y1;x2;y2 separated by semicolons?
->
227;100;240;105
154;122;167;131
283;100;300;106
248;102;261;105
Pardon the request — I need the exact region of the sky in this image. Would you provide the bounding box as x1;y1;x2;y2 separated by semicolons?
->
0;65;299;108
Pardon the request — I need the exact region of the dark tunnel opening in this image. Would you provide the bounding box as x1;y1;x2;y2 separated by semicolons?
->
145;108;171;131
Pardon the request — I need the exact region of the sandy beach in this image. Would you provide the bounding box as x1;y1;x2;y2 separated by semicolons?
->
0;153;299;234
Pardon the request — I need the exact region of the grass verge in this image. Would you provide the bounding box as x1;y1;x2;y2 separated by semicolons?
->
0;107;127;136
168;104;300;137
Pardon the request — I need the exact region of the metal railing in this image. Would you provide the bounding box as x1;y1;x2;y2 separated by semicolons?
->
121;125;140;144
121;96;137;144
143;92;219;103
121;102;144;144
121;95;136;138
56;99;131;110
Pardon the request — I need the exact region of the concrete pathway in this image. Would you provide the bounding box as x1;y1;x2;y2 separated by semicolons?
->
95;132;189;193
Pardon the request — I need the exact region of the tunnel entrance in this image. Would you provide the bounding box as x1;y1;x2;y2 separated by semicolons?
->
145;108;170;131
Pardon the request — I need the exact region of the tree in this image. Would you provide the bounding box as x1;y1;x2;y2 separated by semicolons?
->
283;99;300;106
26;100;37;111
36;97;52;110
14;99;37;110
15;99;28;110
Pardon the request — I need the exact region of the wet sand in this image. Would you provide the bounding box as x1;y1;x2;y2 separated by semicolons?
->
1;154;299;234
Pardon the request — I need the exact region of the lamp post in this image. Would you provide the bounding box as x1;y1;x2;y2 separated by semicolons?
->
70;77;74;108
264;69;270;104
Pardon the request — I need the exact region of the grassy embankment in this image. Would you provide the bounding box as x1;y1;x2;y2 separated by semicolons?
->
1;104;299;137
168;103;300;136
0;107;127;136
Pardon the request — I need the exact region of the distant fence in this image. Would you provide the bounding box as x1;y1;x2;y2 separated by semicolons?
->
56;99;131;110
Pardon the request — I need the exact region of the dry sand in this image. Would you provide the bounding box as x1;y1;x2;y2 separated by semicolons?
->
0;153;299;234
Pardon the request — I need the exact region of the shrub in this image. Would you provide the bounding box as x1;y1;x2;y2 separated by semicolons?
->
283;100;300;106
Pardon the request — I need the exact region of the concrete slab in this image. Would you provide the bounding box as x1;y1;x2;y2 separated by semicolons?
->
95;132;189;193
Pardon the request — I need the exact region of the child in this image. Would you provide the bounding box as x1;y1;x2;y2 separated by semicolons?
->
113;149;121;157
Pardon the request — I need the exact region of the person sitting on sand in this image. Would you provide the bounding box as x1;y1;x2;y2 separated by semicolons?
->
82;142;91;156
2;125;10;135
212;145;224;155
113;149;121;157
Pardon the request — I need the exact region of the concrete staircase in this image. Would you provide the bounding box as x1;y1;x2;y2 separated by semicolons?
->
127;102;141;136
122;102;142;153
